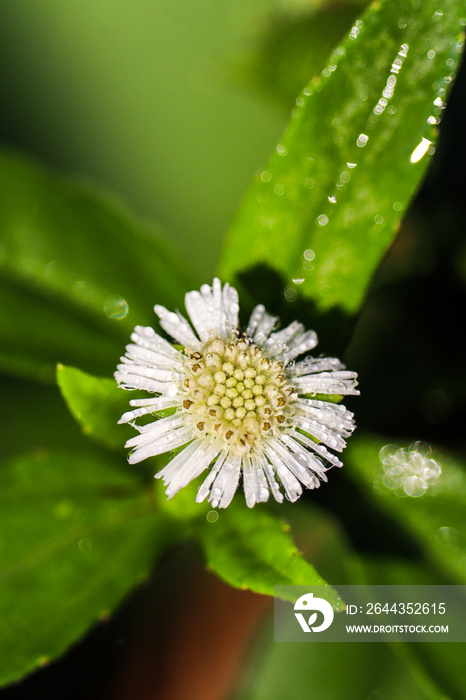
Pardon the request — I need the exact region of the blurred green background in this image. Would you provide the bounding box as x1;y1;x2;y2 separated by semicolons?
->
0;0;289;279
1;1;466;698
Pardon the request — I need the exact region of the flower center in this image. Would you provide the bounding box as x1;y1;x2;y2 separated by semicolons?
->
181;332;295;455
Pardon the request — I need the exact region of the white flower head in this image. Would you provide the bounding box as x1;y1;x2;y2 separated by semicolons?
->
115;278;359;508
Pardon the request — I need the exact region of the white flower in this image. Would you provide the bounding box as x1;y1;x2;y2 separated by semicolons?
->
115;278;359;508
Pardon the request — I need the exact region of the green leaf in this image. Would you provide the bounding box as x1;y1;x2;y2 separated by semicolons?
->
348;557;466;700
56;364;133;450
345;435;466;584
219;0;465;313
0;374;83;459
233;1;368;111
199;500;343;608
234;632;432;700
0;448;179;688
0;149;196;381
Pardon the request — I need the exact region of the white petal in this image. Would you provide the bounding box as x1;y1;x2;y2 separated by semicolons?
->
294;398;355;437
154;304;202;350
263;443;302;502
123;343;183;371
118;397;179;424
290;429;343;468
246;305;277;345
183;278;240;342
293;414;347;452
283;330;319;361
293;356;345;376
185;290;217;342
270;437;320;489
261;455;284;503
115;363;180;396
156;438;205;483
208;453;242;508
163;439;221;499
117;358;180;384
242;453;270;508
222;281;240;333
279;433;328;481
125;413;185;445
115;368;179;396
246;304;265;337
130;326;181;360
127;426;194;463
263;320;305;360
196;450;229;503
293;370;359;396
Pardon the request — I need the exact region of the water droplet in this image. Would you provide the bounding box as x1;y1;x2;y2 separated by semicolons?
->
295;452;309;467
292;278;305;285
303;249;315;261
206;510;218;523
427;49;436;59
295;96;304;106
379;442;441;497
304;178;314;189
261;171;271;182
436;526;458;546
274;184;285;195
349;20;362;40
379;445;399;464
79;538;92;552
328;195;337;204
398;18;407;28
393;201;402;211
104;295;128;320
284;286;297;302
410;137;431;163
404;476;427;497
347;162;357;169
357;133;369;147
317;215;328;226
276;144;288;156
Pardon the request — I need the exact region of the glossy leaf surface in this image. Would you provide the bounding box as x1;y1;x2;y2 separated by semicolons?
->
0;150;194;380
57;364;132;450
345;436;466;584
0;449;175;688
219;0;465;312
200;501;343;607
